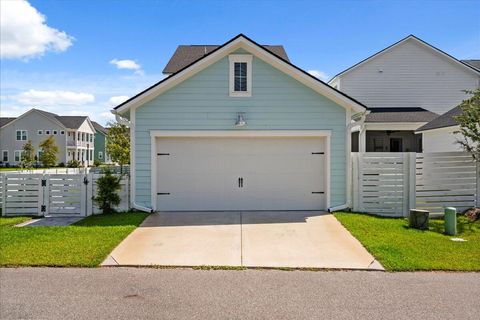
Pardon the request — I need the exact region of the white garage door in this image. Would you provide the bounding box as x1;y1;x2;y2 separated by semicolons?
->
156;137;326;211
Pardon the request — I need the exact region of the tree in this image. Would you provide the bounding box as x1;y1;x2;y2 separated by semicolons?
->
106;122;130;172
93;168;122;214
39;136;59;167
21;140;35;169
454;89;480;161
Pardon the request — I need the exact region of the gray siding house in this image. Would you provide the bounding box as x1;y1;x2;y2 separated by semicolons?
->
0;108;96;166
329;35;480;152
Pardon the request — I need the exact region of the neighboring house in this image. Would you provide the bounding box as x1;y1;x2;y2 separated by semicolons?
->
329;35;480;152
112;34;367;212
0;108;96;166
415;106;463;152
92;121;111;163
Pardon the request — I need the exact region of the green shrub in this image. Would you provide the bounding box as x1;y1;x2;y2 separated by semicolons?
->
93;168;122;214
67;160;81;168
93;159;103;167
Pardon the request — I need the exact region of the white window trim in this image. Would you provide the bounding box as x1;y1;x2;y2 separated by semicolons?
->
229;54;252;97
2;150;8;162
16;130;27;141
14;150;22;162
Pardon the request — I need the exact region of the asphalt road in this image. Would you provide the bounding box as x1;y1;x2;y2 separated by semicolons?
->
0;268;478;320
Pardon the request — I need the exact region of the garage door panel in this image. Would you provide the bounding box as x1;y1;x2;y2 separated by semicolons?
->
156;136;327;211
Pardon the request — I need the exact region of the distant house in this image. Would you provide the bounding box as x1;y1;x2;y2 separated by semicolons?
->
92;121;111;163
329;35;480;152
0;108;96;166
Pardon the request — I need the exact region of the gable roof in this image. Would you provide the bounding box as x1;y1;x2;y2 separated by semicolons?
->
113;34;367;115
0;108;93;131
329;35;480;83
461;59;480;71
163;45;289;74
365;107;438;123
416;106;462;132
0;118;16;127
92;121;108;134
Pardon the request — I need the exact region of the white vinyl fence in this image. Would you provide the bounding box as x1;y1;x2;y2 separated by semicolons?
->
352;152;479;216
1;173;129;217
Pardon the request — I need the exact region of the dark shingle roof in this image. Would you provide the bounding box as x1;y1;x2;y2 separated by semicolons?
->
416;106;462;132
365;107;438;123
56;116;89;129
0;117;16;127
92;121;108;134
163;45;289;74
461;59;480;70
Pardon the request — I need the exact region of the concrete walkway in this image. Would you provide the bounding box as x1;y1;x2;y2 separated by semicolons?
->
103;211;381;270
16;217;83;227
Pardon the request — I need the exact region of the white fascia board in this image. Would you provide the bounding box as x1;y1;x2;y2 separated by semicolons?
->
150;130;332;138
114;36;366;115
365;122;427;131
416;124;460;134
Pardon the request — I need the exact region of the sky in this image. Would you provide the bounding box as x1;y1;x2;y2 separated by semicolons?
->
1;0;479;125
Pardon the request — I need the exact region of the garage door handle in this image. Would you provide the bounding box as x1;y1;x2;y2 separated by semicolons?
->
238;177;244;188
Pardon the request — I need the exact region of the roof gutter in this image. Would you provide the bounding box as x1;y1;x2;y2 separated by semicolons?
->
328;110;370;213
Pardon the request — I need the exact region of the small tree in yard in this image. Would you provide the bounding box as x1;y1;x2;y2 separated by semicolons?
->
454;88;480;161
93;168;122;214
106;122;130;173
21;140;35;169
39;136;59;167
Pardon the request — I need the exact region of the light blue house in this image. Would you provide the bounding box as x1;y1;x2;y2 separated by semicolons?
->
113;34;366;212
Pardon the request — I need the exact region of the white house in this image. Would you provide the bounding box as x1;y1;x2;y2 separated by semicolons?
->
0;108;96;166
328;35;480;152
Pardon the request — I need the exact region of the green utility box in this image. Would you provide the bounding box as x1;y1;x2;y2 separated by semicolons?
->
444;207;457;236
409;209;429;230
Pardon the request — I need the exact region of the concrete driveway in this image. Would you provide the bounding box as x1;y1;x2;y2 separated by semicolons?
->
104;211;381;270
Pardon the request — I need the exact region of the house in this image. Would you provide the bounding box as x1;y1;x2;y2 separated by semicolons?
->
328;35;480;152
112;34;367;212
92;121;111;163
0;108;96;166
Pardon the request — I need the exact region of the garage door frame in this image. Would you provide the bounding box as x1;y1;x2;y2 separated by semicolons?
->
149;130;331;211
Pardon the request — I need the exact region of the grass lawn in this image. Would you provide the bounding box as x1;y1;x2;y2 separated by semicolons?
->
334;212;480;271
0;212;149;267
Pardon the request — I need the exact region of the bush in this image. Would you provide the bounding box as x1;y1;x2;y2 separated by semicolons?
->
67;160;81;168
57;162;65;167
93;159;103;167
93;168;122;214
464;208;480;222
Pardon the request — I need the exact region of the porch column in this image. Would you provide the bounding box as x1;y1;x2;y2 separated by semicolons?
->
359;127;367;152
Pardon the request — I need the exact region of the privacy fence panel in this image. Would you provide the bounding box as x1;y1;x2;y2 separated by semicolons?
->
1;174;44;216
352;152;415;216
47;174;85;216
1;172;130;217
416;152;479;214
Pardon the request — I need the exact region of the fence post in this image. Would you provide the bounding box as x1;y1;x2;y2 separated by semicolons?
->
1;174;6;216
41;174;49;217
408;153;417;214
351;153;358;211
402;153;410;217
86;172;93;216
357;152;364;212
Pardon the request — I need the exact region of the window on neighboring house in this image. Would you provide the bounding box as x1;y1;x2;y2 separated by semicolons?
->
14;150;23;162
37;149;43;160
38;130;43;135
90;149;93;160
16;130;27;141
45;130;50;135
98;151;103;159
2;150;8;162
60;130;65;135
229;55;252;97
53;130;58;135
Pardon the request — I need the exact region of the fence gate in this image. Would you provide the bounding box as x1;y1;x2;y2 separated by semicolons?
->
1;174;44;216
46;174;86;217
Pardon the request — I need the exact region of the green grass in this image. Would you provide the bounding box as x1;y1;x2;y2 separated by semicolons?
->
0;212;149;267
334;212;480;271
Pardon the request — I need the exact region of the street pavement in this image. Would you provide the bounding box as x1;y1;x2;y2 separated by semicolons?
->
0;268;478;319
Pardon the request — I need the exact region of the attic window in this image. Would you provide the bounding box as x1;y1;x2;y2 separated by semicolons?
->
229;54;252;97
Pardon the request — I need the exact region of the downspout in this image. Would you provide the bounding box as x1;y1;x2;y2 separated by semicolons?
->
328;110;370;213
111;110;154;214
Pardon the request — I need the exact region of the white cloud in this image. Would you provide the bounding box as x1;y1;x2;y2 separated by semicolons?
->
0;0;74;60
108;95;129;107
307;70;330;82
110;59;144;76
15;89;95;106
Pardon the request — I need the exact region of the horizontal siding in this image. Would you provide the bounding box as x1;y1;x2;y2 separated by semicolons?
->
135;50;347;207
339;39;480;115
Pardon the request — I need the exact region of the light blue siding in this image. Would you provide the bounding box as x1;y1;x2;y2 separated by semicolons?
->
135;51;347;207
